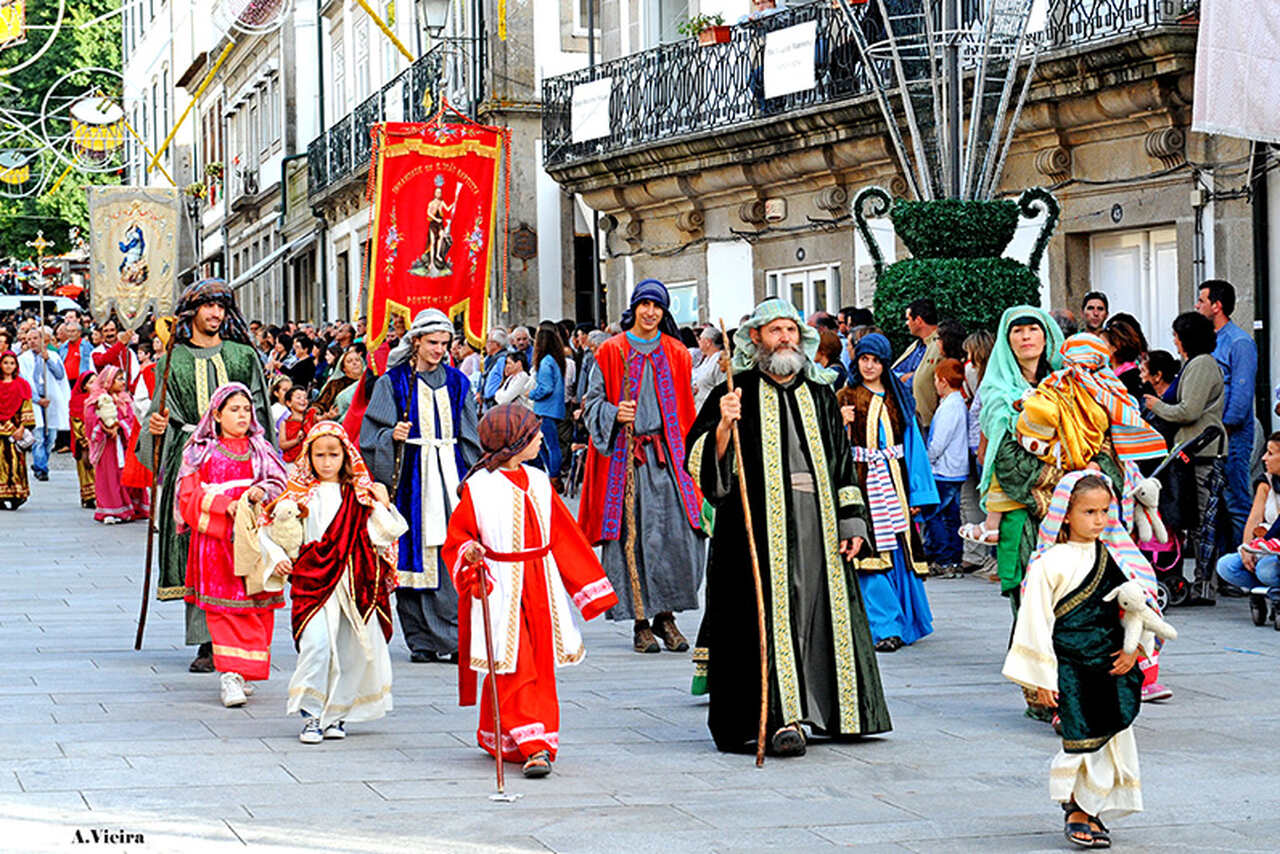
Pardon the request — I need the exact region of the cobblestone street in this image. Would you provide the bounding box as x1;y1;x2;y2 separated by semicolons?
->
1;457;1277;853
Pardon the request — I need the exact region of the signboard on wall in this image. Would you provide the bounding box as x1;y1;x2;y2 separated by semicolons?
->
667;281;699;326
571;77;613;143
764;21;817;99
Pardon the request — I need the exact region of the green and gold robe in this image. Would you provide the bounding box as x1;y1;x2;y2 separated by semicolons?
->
686;371;891;752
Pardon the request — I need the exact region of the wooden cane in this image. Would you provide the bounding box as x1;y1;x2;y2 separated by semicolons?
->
620;362;646;622
135;325;178;651
469;550;508;797
719;319;769;768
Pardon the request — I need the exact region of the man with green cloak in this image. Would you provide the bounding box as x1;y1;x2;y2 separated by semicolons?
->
685;298;891;756
137;279;274;672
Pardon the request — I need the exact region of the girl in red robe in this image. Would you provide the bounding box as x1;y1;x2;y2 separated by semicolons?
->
177;382;288;708
443;404;618;778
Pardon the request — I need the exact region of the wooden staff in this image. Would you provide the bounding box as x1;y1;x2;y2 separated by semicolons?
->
466;547;510;799
135;322;178;650
621;361;645;622
719;318;769;767
389;393;413;494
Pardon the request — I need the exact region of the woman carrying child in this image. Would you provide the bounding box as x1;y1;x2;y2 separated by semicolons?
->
178;383;288;708
1003;472;1168;848
84;365;149;524
443;404;617;778
258;421;407;743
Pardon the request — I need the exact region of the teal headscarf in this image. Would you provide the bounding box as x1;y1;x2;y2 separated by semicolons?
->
976;305;1065;495
732;298;836;384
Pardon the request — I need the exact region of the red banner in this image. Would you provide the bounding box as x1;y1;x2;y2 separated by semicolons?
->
365;122;501;350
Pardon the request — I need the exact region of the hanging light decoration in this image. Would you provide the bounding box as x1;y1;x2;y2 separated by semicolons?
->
69;96;125;162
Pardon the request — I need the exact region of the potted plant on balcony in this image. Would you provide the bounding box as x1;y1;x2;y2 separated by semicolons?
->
183;181;207;200
204;161;223;181
678;13;729;46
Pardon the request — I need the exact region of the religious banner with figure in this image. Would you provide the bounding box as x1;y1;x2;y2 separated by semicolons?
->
365;121;504;350
87;186;181;326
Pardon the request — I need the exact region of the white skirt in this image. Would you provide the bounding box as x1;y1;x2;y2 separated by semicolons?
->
1049;726;1143;821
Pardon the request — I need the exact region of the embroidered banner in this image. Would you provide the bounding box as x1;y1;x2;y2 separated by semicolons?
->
86;186;181;326
365;122;501;350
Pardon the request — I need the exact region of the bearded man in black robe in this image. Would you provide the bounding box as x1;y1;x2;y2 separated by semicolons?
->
685;298;891;756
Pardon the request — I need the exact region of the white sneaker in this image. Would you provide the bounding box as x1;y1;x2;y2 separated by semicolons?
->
322;721;346;740
299;716;324;744
219;672;247;707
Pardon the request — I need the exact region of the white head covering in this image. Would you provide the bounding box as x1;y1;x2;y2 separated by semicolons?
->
732;298;835;383
387;308;454;368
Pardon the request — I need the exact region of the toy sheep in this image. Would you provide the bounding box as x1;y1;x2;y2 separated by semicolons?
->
266;498;306;560
1128;477;1169;544
95;394;119;429
1102;579;1178;656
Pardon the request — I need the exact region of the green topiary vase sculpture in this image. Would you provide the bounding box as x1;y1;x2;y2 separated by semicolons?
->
853;186;1060;353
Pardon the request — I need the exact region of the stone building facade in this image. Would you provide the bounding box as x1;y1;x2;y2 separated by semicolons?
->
542;0;1278;385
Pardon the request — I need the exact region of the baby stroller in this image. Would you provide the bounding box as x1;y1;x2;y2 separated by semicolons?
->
1134;426;1224;611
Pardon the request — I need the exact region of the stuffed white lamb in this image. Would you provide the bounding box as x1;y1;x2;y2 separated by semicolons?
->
1128;477;1168;544
1103;579;1178;655
95;394;119;429
266;498;306;560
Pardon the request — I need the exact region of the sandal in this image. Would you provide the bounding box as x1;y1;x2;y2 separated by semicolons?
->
1062;803;1094;848
769;724;806;757
959;523;1000;545
1089;815;1110;848
522;750;552;778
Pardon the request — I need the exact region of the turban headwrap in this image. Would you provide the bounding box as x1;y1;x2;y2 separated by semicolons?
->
464;403;543;482
731;298;835;384
620;279;680;339
172;278;252;346
387;308;455;368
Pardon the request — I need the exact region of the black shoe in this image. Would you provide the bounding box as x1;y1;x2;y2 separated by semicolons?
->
874;636;903;652
409;650;436;663
189;642;214;673
769;725;806;757
33;471;48;482
445;651;459;664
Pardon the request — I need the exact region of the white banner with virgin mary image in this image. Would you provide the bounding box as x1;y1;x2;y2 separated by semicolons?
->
87;186;181;326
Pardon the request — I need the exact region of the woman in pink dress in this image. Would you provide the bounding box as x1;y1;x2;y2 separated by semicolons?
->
177;382;288;707
84;366;149;524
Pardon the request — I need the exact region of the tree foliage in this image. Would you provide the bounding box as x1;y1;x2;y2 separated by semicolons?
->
0;1;121;260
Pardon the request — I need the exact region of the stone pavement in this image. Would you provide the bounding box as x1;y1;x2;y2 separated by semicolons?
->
2;455;1278;853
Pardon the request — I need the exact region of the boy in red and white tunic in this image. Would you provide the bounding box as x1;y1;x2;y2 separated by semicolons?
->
443;404;617;778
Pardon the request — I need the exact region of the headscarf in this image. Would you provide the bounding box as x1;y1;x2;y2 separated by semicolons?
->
1032;333;1165;464
620;279;680;339
977;305;1064;494
85;365;134;420
464;403;543;481
1031;470;1159;611
172;278;252;346
849;333;917;418
387;308;454;368
0;351;32;422
731;298;836;383
261;421;381;523
176;382;287;494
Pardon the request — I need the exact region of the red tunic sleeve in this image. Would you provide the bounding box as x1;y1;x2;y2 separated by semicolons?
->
549;491;617;620
177;470;237;540
92;341;126;370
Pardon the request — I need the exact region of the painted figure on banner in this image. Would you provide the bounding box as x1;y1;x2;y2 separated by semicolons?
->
412;180;460;278
118;221;147;282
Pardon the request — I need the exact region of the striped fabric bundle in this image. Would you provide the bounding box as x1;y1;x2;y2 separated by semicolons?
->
1039;334;1166;463
851;444;908;552
1030;470;1159;609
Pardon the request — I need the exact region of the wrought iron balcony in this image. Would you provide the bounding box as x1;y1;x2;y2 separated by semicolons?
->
541;0;1187;171
307;46;469;197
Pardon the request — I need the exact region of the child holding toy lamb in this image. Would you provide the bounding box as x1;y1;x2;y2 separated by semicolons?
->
1003;472;1175;849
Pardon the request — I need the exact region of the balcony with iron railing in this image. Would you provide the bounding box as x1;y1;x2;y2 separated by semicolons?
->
541;0;1192;173
307;46;473;199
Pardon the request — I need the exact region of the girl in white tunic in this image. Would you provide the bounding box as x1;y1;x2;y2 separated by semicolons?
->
259;421;407;744
1003;471;1168;849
